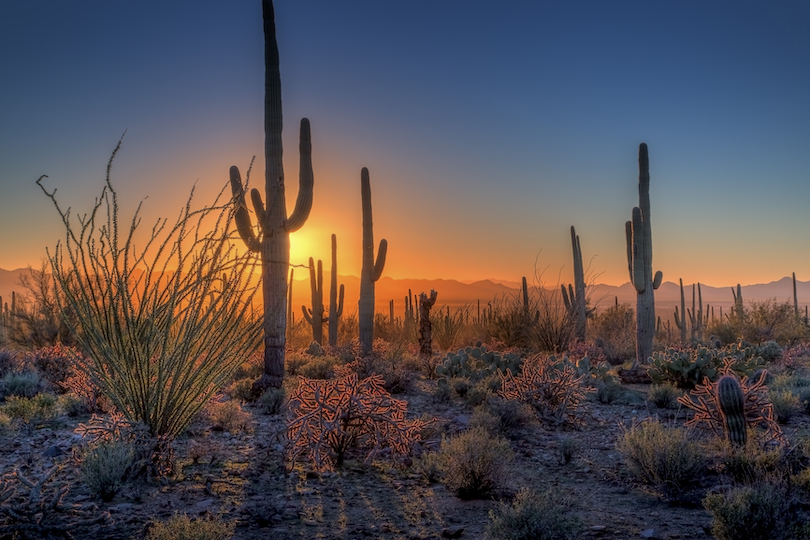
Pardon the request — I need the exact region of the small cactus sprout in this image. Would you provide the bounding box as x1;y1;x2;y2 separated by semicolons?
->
717;375;747;447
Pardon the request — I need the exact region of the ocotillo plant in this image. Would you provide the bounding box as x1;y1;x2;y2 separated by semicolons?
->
229;0;314;391
358;167;388;356
674;278;688;344
687;283;704;342
625;143;662;366
328;234;344;348
302;258;325;344
561;225;587;341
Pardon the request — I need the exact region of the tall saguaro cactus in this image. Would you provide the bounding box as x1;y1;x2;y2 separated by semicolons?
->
302;258;325;344
328;234;344;348
625;143;662;366
229;0;314;391
358;167;388;356
562;225;588;341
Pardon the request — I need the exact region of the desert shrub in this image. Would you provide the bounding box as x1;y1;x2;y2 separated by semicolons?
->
480;397;533;435
286;373;426;470
0;348;19;377
647;383;682;409
499;354;586;426
81;438;136;501
257;387;285;415
616;419;708;502
1;393;58;431
703;483;792;540
204;400;253;434
146;514;234;540
39;152;261;440
27;343;81;393
556;435;578;465
770;389;802;424
485;300;531;349
58;392;89;417
717;439;793;485
224;377;255;403
296;355;340;380
0;370;45;399
436;427;513;499
589;303;635;364
594;379;624;404
485;486;581;540
757;340;784;362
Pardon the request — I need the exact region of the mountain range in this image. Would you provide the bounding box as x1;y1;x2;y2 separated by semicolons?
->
1;267;806;322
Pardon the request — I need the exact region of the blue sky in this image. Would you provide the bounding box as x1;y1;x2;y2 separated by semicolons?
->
1;0;808;287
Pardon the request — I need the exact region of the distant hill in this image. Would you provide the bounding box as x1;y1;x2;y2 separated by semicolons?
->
2;266;807;322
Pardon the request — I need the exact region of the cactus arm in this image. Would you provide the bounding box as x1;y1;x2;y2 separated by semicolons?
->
373;239;387;282
336;284;344;318
625;220;633;285
302;305;313;324
250;188;267;227
284;118;314;233
561;285;572;309
229;166;262;253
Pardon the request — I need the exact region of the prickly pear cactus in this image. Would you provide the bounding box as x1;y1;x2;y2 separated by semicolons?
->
717;375;747;447
435;345;523;386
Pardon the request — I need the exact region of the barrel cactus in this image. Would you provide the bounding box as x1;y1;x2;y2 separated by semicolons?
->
717;375;747;447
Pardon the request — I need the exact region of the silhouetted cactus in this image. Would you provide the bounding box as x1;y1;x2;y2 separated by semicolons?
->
328;234;344;348
674;278;688;344
562;226;588;341
358;167;387;356
302;258;325;344
717;375;747;447
229;0;313;391
418;290;438;358
731;284;744;320
625;143;662;366
688;283;704;342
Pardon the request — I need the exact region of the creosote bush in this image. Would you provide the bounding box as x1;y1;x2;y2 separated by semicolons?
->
703;483;793;540
435;426;513;499
485;487;581;540
146;514;234;540
81;438;136;502
616;419;707;502
37;141;261;439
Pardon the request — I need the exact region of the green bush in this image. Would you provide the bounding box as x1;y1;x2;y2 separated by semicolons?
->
770;389;801;424
616;420;707;502
648;341;765;389
224;377;255;403
81;439;136;502
647;383;682;409
146;514;234;540
703;484;792;540
485;487;581;540
556;435;578;465
437;427;513;499
257;387;285;415
1;393;57;427
0;370;45;399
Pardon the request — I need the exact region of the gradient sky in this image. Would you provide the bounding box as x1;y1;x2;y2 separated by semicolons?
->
1;1;809;288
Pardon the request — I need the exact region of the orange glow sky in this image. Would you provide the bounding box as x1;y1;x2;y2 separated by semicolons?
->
1;2;809;288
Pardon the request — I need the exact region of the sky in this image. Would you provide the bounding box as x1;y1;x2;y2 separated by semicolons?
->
1;0;809;288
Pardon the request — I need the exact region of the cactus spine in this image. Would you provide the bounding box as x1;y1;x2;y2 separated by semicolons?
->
717;375;747;447
302;258;325;344
562;225;587;341
328;234;344;348
625;143;662;366
229;0;314;391
358;167;387;356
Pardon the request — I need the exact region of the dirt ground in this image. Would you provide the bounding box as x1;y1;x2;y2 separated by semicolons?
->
2;374;807;540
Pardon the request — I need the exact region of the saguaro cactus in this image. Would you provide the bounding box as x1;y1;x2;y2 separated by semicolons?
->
717;375;747;447
302;258;325;344
328;234;344;348
674;278;688;344
229;0;314;391
688;283;704;342
419;290;438;358
561;225;587;341
358;167;387;356
625;143;662;366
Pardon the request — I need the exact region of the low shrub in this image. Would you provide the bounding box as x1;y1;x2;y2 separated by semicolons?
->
146;514;234;540
81;438;136;502
485;487;581;540
224;377;255;403
257;387;285;415
556;435;578;465
205;400;253;434
436;427;513;499
0;370;45;399
703;483;792;540
1;393;58;428
616;419;707;502
27;343;82;393
0;348;20;377
647;383;682;409
770;389;801;424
